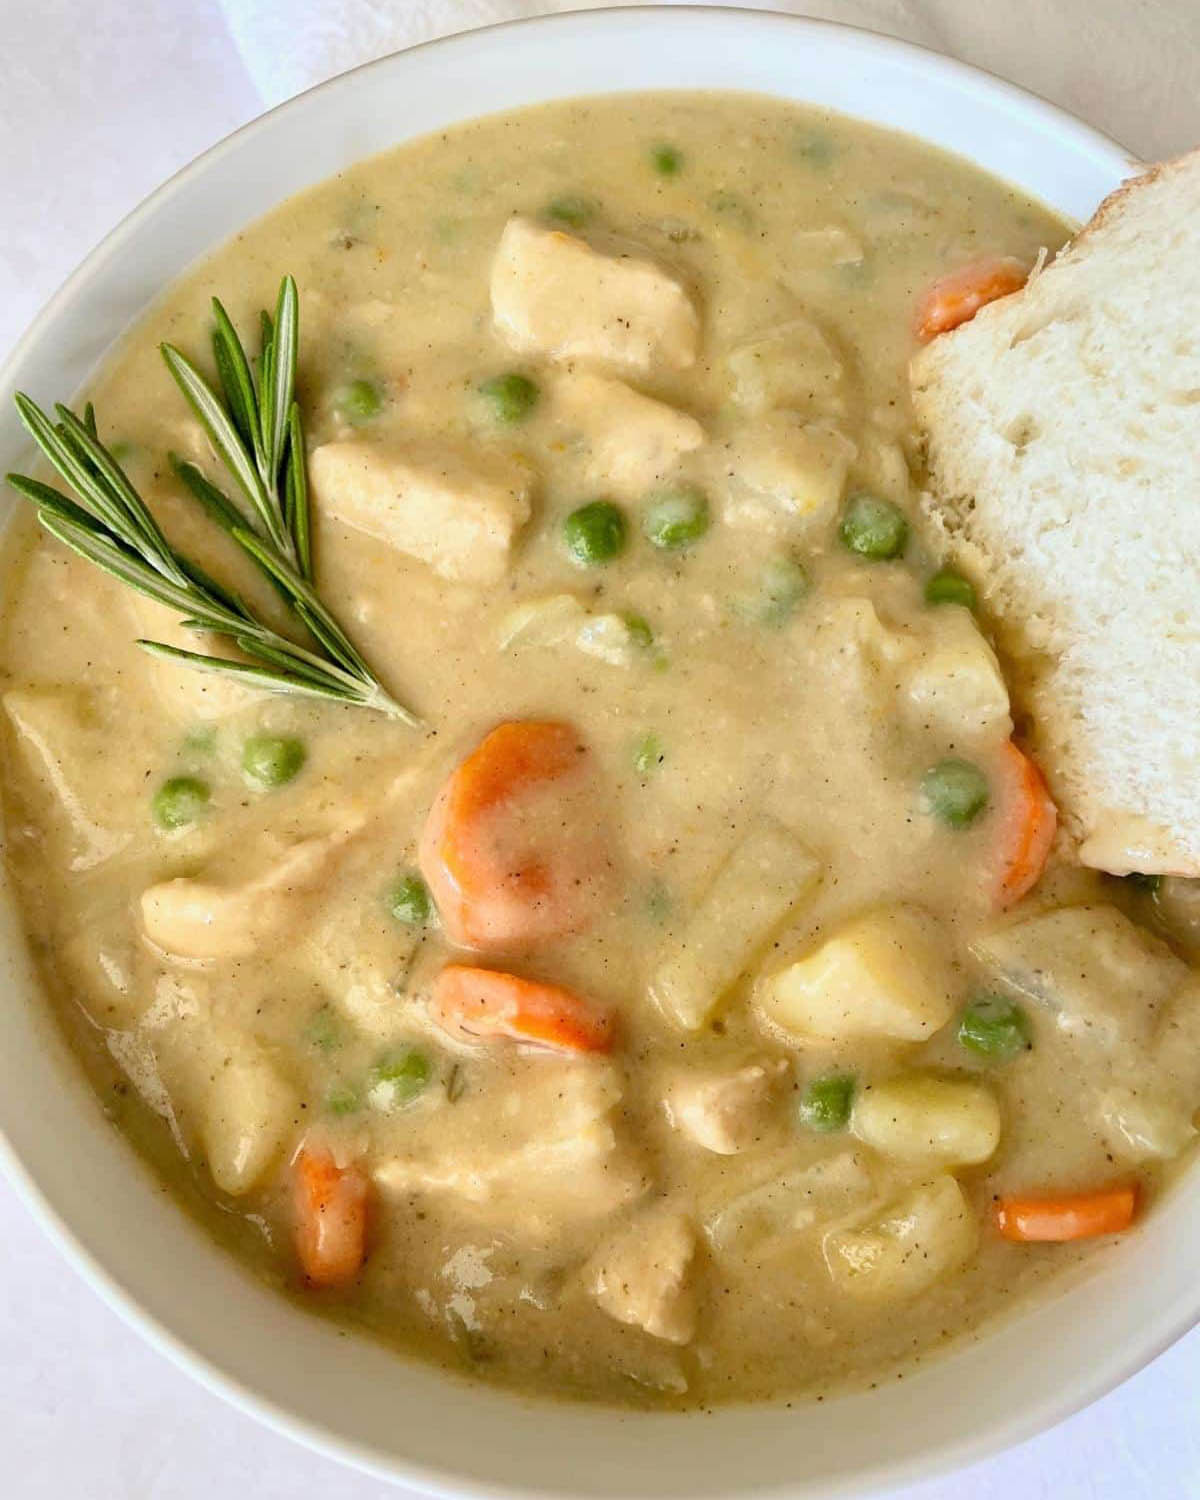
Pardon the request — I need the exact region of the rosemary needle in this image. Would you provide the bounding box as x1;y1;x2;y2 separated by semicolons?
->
5;277;420;726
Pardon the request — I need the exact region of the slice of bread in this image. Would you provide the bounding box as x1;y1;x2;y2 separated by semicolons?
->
911;150;1200;876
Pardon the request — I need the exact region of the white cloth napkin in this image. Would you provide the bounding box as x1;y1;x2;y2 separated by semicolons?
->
216;0;1200;160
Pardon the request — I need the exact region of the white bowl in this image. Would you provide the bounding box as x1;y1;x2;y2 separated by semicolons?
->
0;8;1187;1497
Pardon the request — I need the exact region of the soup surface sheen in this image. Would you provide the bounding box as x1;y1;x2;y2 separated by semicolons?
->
4;93;1198;1408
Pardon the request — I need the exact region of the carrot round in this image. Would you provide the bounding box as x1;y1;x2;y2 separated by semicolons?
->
994;1184;1137;1242
431;964;614;1054
914;257;1028;343
293;1146;370;1288
993;740;1057;908
418;719;609;950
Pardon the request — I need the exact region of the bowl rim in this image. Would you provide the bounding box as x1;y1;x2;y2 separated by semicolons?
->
0;8;1181;1499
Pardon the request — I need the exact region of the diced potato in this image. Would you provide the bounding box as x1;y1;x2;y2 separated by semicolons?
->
761;904;958;1043
904;613;1011;741
704;1150;876;1252
823;1175;978;1302
551;371;704;498
498;596;643;668
1097;1084;1197;1163
309;439;534;585
498;594;588;650
852;1074;1001;1166
723;414;855;526
649;817;821;1031
971;904;1187;1049
201;1046;298;1195
662;1058;787;1155
727;317;846;417
585;1206;698;1344
3;687;132;870
490;216;699;373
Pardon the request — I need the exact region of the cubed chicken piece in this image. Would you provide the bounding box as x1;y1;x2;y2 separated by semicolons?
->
141;827;359;961
551;371;704;499
374;1060;647;1235
200;1042;298;1195
127;593;264;721
726;317;847;417
823;1174;978;1302
722;414;855;527
490;216;700;373
585;1205;699;1345
3;687;132;870
650;817;822;1031
761;904;958;1043
662;1058;787;1154
309;440;534;585
704;1150;876;1253
971;904;1188;1049
852;1074;1001;1166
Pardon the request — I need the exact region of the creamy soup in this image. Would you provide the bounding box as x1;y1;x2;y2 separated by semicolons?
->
3;93;1199;1408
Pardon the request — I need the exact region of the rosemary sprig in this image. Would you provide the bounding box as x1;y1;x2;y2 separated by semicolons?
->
5;279;420;725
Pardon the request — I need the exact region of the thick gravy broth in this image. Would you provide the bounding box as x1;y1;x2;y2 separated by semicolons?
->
3;93;1198;1407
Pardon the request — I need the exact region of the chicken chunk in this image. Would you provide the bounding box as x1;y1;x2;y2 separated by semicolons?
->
490;217;700;373
585;1206;699;1344
374;1060;647;1235
141;827;359;961
721;414;855;527
662;1058;787;1155
126;594;263;722
551;371;704;498
726;316;847;418
904;610;1011;742
309;439;534;585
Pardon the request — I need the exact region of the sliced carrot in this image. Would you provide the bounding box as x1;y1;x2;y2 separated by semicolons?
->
293;1146;370;1289
418;719;610;950
993;740;1057;908
431;964;614;1054
914;256;1028;343
994;1184;1137;1242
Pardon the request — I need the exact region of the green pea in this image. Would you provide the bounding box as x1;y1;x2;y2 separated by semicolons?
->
335;377;383;424
367;1047;431;1111
544;194;594;229
742;554;811;625
478;372;539;425
922;757;989;829
925;567;976;609
650;143;683;176
633;732;664;777
304;1004;341;1053
564;500;627;567
958;995;1031;1061
799;1073;856;1132
839;493;909;560
152;776;210;831
642;485;710;551
1125;872;1162;895
242;734;306;789
325;1083;360;1117
389;872;431;927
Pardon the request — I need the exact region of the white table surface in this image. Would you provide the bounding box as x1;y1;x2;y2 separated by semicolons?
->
2;2;1199;1495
